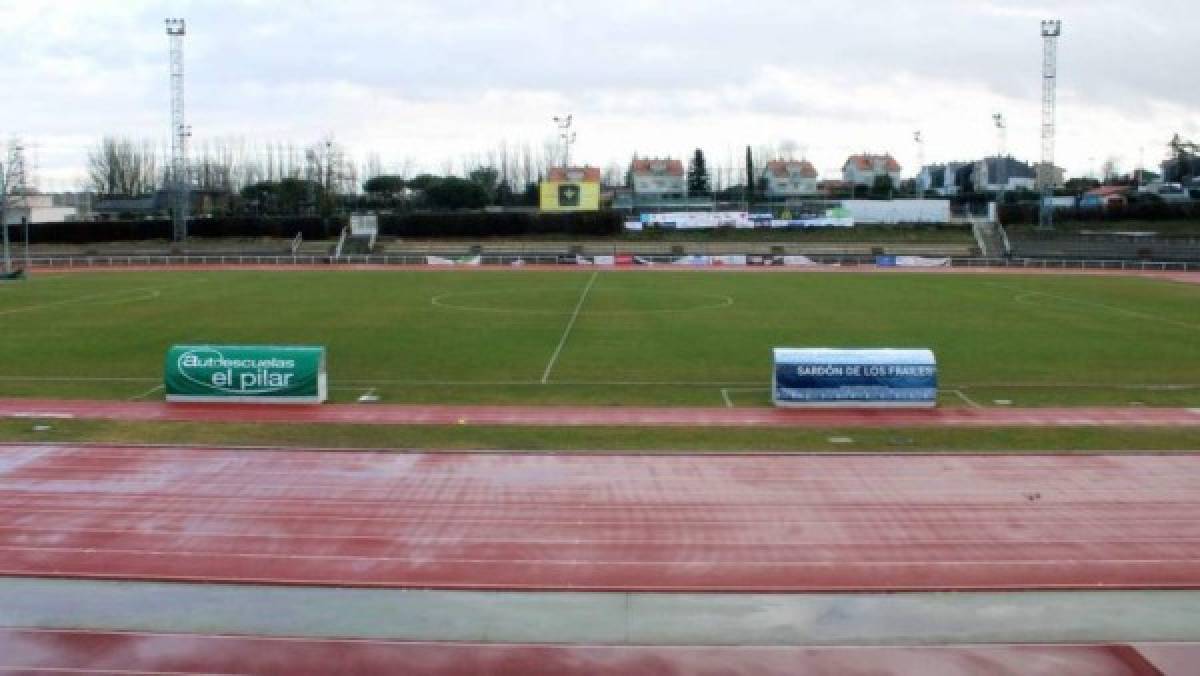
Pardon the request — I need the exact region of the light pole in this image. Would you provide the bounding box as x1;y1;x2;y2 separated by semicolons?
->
992;113;1007;205
553;114;575;168
913;131;924;196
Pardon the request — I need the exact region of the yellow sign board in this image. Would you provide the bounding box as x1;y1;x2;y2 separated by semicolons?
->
540;181;600;212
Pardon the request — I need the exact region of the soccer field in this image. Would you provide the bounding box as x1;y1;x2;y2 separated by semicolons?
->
1;269;1198;407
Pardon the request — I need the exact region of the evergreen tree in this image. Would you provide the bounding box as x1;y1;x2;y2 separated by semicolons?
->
744;145;755;201
687;148;711;196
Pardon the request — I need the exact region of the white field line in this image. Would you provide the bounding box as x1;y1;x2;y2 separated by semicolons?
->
720;387;770;408
946;388;983;409
127;384;165;401
0;280;198;317
984;281;1200;331
720;388;733;408
0;376;159;382
541;271;598;384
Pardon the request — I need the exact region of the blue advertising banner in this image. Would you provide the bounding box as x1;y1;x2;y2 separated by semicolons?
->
773;348;937;408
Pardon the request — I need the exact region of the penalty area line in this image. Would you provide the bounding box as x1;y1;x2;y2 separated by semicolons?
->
541;271;598;384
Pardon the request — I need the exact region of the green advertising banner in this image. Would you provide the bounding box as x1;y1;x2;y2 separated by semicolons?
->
164;345;327;403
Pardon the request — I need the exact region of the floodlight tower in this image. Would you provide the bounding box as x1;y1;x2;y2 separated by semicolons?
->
553;114;575;167
992;113;1007;157
1038;19;1062;229
165;18;190;242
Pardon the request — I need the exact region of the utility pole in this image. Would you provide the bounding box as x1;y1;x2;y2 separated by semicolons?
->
913;131;924;195
1038;19;1062;230
552;114;575;168
166;18;190;242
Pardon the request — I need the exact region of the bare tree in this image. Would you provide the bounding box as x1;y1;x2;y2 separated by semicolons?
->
87;137;159;196
364;153;384;181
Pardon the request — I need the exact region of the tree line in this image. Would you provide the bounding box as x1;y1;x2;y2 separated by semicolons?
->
80;131;1200;216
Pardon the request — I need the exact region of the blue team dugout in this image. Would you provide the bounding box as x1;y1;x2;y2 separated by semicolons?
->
773;348;937;408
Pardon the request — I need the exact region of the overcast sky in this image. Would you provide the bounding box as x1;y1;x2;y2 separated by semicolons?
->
3;0;1199;190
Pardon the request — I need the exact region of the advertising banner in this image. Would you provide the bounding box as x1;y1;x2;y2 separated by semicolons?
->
639;212;754;229
426;255;482;266
164;345;328;403
773;348;937;408
877;255;950;268
539;181;600;212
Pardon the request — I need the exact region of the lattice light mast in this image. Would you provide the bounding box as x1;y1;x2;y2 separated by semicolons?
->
1038;19;1061;229
553;114;575;167
166;18;190;242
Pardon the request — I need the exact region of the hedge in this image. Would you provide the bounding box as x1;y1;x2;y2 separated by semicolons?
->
378;211;623;237
29;212;622;243
998;201;1200;226
30;217;342;244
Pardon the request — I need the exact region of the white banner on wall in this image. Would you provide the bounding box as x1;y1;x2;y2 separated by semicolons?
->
426;255;482;266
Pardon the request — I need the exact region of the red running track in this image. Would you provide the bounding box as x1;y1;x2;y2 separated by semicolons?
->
2;398;1199;428
0;628;1189;676
28;261;1200;286
3;444;1200;591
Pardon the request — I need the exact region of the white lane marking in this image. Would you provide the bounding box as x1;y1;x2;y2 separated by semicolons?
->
8;524;1200;546
0;544;1194;568
541;271;598;384
0;668;222;675
3;412;75;419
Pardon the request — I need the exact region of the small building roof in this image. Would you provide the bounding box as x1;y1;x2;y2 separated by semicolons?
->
547;166;601;182
764;160;818;179
982;156;1037;180
844;154;901;172
1085;185;1131;197
630;158;685;177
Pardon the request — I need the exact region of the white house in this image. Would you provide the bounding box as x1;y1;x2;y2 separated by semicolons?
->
842;154;902;188
761;160;818;197
2;194;77;225
917;162;968;197
629;158;686;197
971;157;1037;193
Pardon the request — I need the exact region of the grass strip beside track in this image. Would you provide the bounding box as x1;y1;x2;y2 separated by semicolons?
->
1;419;1197;453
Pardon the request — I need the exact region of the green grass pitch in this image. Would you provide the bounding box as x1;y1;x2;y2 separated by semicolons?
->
1;269;1198;408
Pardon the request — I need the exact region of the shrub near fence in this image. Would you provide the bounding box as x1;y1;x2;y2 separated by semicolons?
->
30;217;343;244
378;211;623;238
